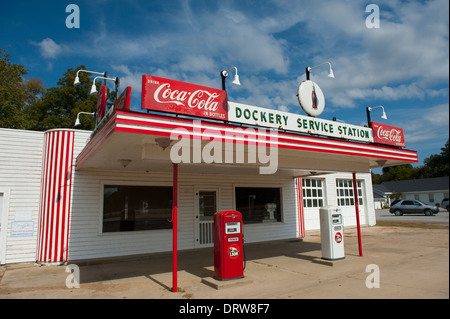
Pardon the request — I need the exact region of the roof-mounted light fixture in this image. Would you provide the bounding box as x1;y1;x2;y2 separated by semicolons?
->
305;62;334;80
366;105;387;128
90;76;120;97
74;111;95;127
74;69;106;86
221;66;241;90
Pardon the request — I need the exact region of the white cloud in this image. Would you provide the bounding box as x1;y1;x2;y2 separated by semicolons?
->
111;64;143;95
42;0;448;115
290;0;449;108
423;103;450;127
387;102;449;145
34;38;63;59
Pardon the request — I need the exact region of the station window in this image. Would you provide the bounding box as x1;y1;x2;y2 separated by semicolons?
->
103;185;172;232
235;187;282;224
335;179;363;207
302;179;325;208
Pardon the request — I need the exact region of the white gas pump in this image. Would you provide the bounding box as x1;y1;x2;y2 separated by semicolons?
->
319;206;345;260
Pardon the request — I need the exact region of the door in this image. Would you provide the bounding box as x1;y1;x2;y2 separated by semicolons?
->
411;200;423;214
196;190;218;247
400;200;414;213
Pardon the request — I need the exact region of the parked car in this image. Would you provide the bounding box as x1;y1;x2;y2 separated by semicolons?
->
389;199;439;216
390;199;401;207
441;198;449;211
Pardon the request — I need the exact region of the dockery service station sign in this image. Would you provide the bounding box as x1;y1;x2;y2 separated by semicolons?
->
228;102;373;143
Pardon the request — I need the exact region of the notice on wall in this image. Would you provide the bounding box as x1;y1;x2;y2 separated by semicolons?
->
11;221;34;237
11;211;34;237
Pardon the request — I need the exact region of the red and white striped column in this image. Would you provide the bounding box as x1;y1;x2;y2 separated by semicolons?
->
36;129;75;263
296;178;306;238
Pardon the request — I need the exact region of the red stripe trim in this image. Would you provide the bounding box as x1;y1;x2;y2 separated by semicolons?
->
75;114;116;168
114;123;418;162
44;131;56;261
113;114;418;162
76;111;418;174
64;132;75;261
296;178;305;238
115;110;418;156
60;132;69;261
37;130;76;263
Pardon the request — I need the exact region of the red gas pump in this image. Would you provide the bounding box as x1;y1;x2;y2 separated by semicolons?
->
214;210;244;280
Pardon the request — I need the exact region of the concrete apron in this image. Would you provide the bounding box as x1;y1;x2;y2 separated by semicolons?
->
0;226;448;299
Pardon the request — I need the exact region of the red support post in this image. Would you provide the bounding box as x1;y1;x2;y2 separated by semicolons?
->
352;172;363;256
172;163;178;292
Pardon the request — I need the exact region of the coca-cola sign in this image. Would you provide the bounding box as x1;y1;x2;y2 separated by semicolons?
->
114;86;132;111
371;122;406;147
141;75;228;120
96;85;107;124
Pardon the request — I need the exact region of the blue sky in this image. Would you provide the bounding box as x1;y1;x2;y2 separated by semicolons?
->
1;0;448;169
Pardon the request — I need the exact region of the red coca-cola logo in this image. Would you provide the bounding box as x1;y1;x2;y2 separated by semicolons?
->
372;122;405;147
154;83;221;111
142;75;228;120
376;126;402;143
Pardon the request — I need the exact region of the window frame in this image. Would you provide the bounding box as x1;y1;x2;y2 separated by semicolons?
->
233;184;284;224
335;179;364;207
302;178;326;208
99;180;173;235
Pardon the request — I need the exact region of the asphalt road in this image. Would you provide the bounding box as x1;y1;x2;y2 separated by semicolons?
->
376;208;449;225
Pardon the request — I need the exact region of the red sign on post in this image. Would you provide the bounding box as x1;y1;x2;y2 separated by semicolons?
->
96;85;107;124
114;86;132;110
141;75;228;120
371;122;406;147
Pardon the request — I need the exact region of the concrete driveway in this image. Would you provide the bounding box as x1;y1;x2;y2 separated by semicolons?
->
0;224;448;302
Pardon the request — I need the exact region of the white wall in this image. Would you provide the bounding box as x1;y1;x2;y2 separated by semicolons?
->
0;127;377;264
303;172;376;232
0;129;44;263
68;169;298;261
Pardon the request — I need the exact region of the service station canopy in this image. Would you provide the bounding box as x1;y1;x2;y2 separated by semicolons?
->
75;75;418;176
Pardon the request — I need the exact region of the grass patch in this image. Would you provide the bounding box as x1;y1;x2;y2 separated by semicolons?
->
376;221;449;229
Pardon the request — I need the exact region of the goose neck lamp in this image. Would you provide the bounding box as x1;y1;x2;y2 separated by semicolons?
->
74;111;95;127
90;76;120;99
74;69;106;86
221;66;241;91
305;61;334;80
366;105;387;128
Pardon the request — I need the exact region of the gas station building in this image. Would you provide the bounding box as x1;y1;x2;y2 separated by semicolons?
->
0;74;418;268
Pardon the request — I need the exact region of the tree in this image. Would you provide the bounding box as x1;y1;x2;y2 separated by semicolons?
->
381;164;417;181
0;48;45;129
29;66;99;131
29;65;118;131
1;49;117;131
416;139;449;178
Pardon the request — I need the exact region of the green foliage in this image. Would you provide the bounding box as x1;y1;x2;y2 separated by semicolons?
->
29;66;98;130
1;48;118;131
0;48;45;129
